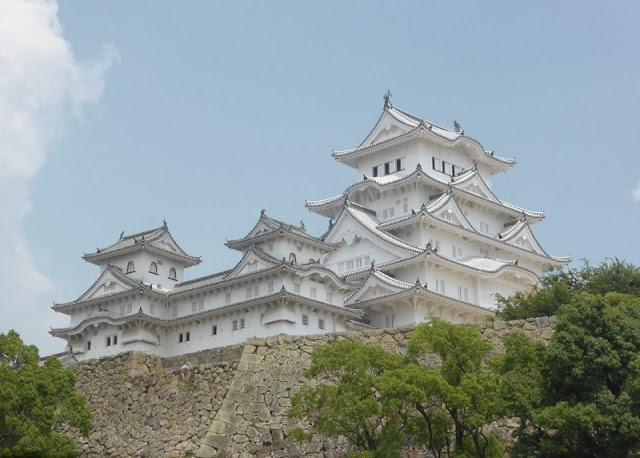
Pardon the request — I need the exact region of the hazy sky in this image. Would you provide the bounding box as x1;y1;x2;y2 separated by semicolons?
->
2;0;639;353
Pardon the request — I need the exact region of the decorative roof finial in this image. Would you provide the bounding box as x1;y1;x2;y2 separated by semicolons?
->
453;119;461;133
383;90;392;109
163;219;167;227
260;209;266;216
300;220;305;231
119;231;124;239
415;277;421;286
370;260;376;272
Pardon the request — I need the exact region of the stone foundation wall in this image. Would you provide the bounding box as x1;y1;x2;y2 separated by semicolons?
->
62;317;556;457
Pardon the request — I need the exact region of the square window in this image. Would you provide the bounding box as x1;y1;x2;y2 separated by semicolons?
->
302;314;308;325
212;325;217;335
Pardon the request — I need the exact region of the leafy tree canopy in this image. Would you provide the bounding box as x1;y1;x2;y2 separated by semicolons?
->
0;330;91;457
290;319;504;457
496;259;640;320
495;292;640;457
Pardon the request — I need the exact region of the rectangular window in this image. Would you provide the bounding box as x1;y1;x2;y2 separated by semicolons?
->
383;209;388;219
212;325;217;335
480;248;489;257
86;340;91;351
364;256;370;265
268;243;273;251
372;166;378;177
225;293;231;303
294;283;300;293
346;260;354;270
106;336;111;346
192;301;198;312
268;281;274;292
389;208;394;217
302;314;308;325
464;288;469;301
246;287;252;298
432;157;441;172
318;319;325;330
120;305;125;315
240;318;245;329
406;231;412;237
179;333;184;343
185;332;190;342
232;320;238;331
356;258;362;268
199;300;204;310
113;335;117;345
396;158;402;171
253;285;259;296
310;288;316;298
403;203;408;213
458;286;463;300
338;262;345;273
384;162;390;175
385;316;390;328
127;303;133;313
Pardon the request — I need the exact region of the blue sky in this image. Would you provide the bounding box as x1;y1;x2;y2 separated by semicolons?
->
2;1;639;352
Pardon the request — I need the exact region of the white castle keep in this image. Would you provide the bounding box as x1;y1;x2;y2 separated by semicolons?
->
51;94;569;360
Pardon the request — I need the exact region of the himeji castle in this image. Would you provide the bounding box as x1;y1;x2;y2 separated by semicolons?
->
51;93;569;360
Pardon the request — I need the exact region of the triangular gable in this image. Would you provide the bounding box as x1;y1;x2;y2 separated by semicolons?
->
345;270;412;305
76;267;139;303
152;233;181;253
224;248;280;280
361;111;414;148
427;193;475;231
324;205;420;259
500;222;548;256
452;170;499;203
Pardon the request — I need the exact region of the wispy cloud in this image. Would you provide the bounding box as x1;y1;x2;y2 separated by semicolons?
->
0;0;117;352
634;182;640;203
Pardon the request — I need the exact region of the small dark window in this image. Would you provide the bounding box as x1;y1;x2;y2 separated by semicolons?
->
179;333;184;343
126;261;135;273
384;162;390;175
396;158;402;171
106;337;111;346
168;268;177;280
149;262;158;274
113;335;118;345
86;340;91;351
185;332;190;342
212;325;217;336
240;319;245;329
372;166;378;177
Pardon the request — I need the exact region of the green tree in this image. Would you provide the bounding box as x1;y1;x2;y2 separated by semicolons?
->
0;330;92;457
495;293;640;457
496;259;640;320
290;319;504;457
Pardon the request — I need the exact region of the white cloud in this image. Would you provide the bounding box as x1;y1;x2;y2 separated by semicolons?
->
0;0;117;353
634;182;640;202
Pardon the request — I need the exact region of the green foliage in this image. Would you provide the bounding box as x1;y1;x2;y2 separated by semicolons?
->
0;330;92;457
290;320;504;457
496;292;640;457
496;259;640;320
